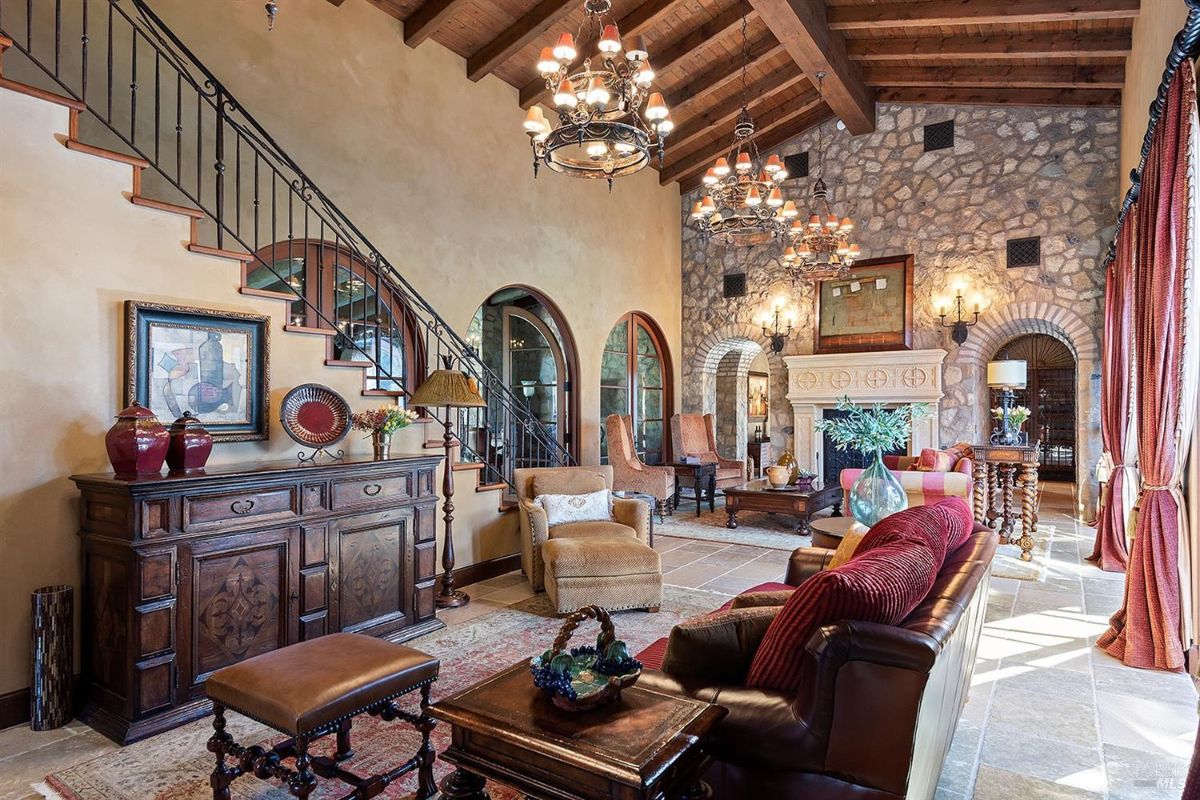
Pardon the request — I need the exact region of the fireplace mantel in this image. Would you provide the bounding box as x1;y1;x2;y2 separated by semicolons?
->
783;349;947;474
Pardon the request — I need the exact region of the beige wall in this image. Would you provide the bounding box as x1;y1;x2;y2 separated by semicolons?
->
0;0;679;696
1120;0;1191;199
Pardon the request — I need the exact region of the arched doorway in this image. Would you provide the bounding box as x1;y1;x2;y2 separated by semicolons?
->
991;333;1078;480
600;312;674;465
467;286;580;472
712;343;769;462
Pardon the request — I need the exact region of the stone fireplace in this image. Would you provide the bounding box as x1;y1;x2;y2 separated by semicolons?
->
784;349;947;477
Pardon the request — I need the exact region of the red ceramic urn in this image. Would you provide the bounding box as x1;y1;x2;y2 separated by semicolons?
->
166;411;213;473
104;403;169;477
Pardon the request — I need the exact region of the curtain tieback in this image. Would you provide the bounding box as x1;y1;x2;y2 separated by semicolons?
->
1141;483;1176;491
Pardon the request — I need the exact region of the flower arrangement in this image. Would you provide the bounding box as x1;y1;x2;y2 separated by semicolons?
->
992;405;1031;427
351;406;419;436
815;396;931;454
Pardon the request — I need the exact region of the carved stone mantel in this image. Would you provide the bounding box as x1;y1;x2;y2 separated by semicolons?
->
784;349;947;474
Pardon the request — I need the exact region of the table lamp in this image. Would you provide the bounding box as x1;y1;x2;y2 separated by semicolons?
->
409;356;487;608
987;359;1027;445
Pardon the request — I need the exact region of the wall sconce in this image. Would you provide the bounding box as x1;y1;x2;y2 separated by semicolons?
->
761;303;794;355
935;283;986;344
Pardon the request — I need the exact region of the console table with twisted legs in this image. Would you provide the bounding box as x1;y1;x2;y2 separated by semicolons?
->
971;443;1041;562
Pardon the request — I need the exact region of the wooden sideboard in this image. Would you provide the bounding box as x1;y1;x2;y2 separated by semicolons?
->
70;453;445;744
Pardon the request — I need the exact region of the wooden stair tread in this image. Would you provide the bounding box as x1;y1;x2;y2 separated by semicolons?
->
452;462;486;472
239;286;297;302
361;389;405;397
0;77;86;111
65;139;150;168
325;359;369;369
476;482;507;493
283;323;337;336
187;243;253;262
131;195;205;219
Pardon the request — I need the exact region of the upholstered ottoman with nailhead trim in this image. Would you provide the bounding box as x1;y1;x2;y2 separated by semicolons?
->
540;537;663;614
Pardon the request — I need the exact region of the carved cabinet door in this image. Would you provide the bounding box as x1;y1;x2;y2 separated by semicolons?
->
176;527;300;702
329;508;413;638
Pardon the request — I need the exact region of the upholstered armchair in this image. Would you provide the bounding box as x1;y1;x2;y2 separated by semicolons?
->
669;413;747;492
839;467;974;510
605;414;675;519
512;466;651;591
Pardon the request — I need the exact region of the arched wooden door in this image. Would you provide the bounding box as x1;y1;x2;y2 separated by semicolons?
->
991;334;1077;480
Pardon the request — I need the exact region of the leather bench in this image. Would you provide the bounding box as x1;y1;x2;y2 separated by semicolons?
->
205;633;439;800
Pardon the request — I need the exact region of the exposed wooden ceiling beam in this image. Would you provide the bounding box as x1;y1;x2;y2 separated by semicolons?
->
846;31;1133;62
828;0;1140;31
327;0;348;6
669;67;808;152
662;95;828;184
403;0;468;47
517;0;680;108
676;106;835;190
653;6;751;77
748;0;874;134
665;33;784;117
864;64;1125;89
467;0;575;82
876;86;1122;107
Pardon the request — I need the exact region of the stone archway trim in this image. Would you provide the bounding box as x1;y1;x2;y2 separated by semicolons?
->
957;300;1099;365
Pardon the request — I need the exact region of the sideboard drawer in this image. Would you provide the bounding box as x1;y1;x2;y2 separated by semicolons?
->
182;486;299;530
331;472;412;510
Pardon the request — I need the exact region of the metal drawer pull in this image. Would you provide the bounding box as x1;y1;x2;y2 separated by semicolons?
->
363;484;383;496
230;499;257;515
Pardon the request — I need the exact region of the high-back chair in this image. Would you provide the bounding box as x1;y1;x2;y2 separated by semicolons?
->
605;414;675;519
669;413;747;492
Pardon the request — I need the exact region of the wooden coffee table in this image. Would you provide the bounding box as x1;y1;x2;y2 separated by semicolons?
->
430;660;726;800
723;480;842;536
667;462;718;516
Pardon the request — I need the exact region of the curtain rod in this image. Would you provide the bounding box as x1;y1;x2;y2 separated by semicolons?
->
1102;0;1200;269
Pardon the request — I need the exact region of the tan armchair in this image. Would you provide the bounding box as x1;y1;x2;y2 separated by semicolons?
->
670;413;747;492
605;414;675;519
513;466;651;592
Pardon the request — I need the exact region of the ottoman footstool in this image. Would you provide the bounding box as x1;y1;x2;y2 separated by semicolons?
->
205;633;439;800
541;537;663;614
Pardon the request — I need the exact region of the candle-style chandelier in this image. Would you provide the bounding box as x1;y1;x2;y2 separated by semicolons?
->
522;0;671;188
783;73;861;281
687;9;797;246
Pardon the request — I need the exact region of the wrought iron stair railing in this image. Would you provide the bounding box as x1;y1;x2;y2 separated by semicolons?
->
0;0;574;489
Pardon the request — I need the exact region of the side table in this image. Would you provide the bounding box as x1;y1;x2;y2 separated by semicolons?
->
809;516;868;550
747;441;772;478
667;462;718;516
972;442;1041;562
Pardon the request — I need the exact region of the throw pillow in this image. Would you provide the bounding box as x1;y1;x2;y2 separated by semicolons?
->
828;526;869;569
534;489;612;527
916;447;957;472
745;538;940;693
856;503;950;568
730;590;794;609
661;606;780;684
933;497;974;553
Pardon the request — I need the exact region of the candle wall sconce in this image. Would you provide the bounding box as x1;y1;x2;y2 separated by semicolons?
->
760;302;795;355
935;282;987;344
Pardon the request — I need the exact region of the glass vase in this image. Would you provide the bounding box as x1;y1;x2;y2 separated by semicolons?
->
849;449;907;527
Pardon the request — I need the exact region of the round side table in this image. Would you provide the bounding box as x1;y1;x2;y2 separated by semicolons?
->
810;516;868;549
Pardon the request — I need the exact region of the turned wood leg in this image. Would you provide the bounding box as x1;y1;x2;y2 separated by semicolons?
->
287;738;317;799
725;508;738;529
334;719;353;762
439;767;490;800
694;479;703;516
1018;464;1038;562
999;464;1016;543
416;683;438;800
972;460;987;524
673;478;681;510
832;500;843;518
708;473;716;513
985;464;1001;529
208;704;235;800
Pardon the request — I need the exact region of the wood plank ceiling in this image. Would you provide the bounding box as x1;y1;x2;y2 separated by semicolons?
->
358;0;1137;190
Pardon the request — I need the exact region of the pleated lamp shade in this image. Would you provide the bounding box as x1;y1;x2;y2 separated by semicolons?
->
409;367;486;409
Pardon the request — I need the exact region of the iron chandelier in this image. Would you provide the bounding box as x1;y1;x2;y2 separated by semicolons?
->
522;0;671;187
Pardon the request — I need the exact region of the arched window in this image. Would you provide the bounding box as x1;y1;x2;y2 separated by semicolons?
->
600;313;673;465
247;240;424;394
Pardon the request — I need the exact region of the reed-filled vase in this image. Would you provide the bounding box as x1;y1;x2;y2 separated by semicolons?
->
848;449;907;527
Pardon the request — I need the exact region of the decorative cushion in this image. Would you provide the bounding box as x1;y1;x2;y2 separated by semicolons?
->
934;497;975;553
916;447;957;472
549;520;637;541
856;503;951;568
729;590;795;610
661;606;780;684
828;527;869;569
541;537;660;579
745;536;940;693
637;637;669;670
534;489;611;527
531;471;606;498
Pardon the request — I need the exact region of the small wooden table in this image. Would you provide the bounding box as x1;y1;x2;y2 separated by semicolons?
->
972;442;1041;562
429;661;726;800
667;462;718;516
746;441;772;478
723;480;842;536
809;516;867;549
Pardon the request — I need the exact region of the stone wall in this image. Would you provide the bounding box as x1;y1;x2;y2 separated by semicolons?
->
680;102;1118;509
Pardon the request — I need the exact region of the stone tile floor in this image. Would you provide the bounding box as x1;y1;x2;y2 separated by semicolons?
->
1;488;1195;799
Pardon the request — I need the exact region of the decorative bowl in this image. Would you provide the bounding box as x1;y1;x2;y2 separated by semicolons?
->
280;384;351;447
529;605;641;713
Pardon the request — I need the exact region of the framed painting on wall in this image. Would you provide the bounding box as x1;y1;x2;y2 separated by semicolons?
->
125;301;270;441
814;254;914;354
747;371;768;421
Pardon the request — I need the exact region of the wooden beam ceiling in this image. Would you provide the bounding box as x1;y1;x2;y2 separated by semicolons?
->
669;67;808;152
863;64;1125;89
846;31;1132;62
748;0;875;134
403;0;469;47
876;86;1122;107
516;0;680;108
466;0;575;81
652;5;751;78
665;32;784;117
828;0;1141;31
326;0;348;6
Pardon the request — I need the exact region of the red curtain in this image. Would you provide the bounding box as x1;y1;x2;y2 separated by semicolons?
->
1097;59;1196;672
1088;218;1136;572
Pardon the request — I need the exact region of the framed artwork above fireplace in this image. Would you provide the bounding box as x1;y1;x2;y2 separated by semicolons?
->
814;254;914;354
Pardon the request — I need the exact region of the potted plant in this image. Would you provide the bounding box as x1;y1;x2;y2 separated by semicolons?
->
815;397;931;526
351;406;420;459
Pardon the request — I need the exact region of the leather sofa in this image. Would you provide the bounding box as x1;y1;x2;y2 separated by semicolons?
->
638;528;997;800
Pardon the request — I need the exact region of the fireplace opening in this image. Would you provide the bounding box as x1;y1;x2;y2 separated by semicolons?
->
819;408;908;486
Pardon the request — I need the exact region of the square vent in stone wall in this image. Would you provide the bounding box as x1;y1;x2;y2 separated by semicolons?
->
1007;237;1042;268
923;119;954;152
723;273;747;298
783;152;809;179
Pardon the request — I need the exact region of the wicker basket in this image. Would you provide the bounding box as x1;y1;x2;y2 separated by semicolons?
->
529;605;642;712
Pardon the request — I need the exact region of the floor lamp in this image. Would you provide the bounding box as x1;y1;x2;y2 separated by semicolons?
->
409;356;486;609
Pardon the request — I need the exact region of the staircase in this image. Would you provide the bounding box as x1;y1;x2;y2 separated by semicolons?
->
0;0;571;505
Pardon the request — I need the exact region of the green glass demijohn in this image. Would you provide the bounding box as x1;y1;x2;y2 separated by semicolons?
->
849;449;907;527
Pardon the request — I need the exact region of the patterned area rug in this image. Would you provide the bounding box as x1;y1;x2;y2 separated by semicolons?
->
43;587;722;800
655;494;814;551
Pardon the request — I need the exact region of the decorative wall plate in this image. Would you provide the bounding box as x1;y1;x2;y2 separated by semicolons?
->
280;384;351;447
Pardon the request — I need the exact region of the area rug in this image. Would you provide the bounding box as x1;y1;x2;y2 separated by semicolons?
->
655;494;814;551
991;521;1055;582
42;587;722;800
